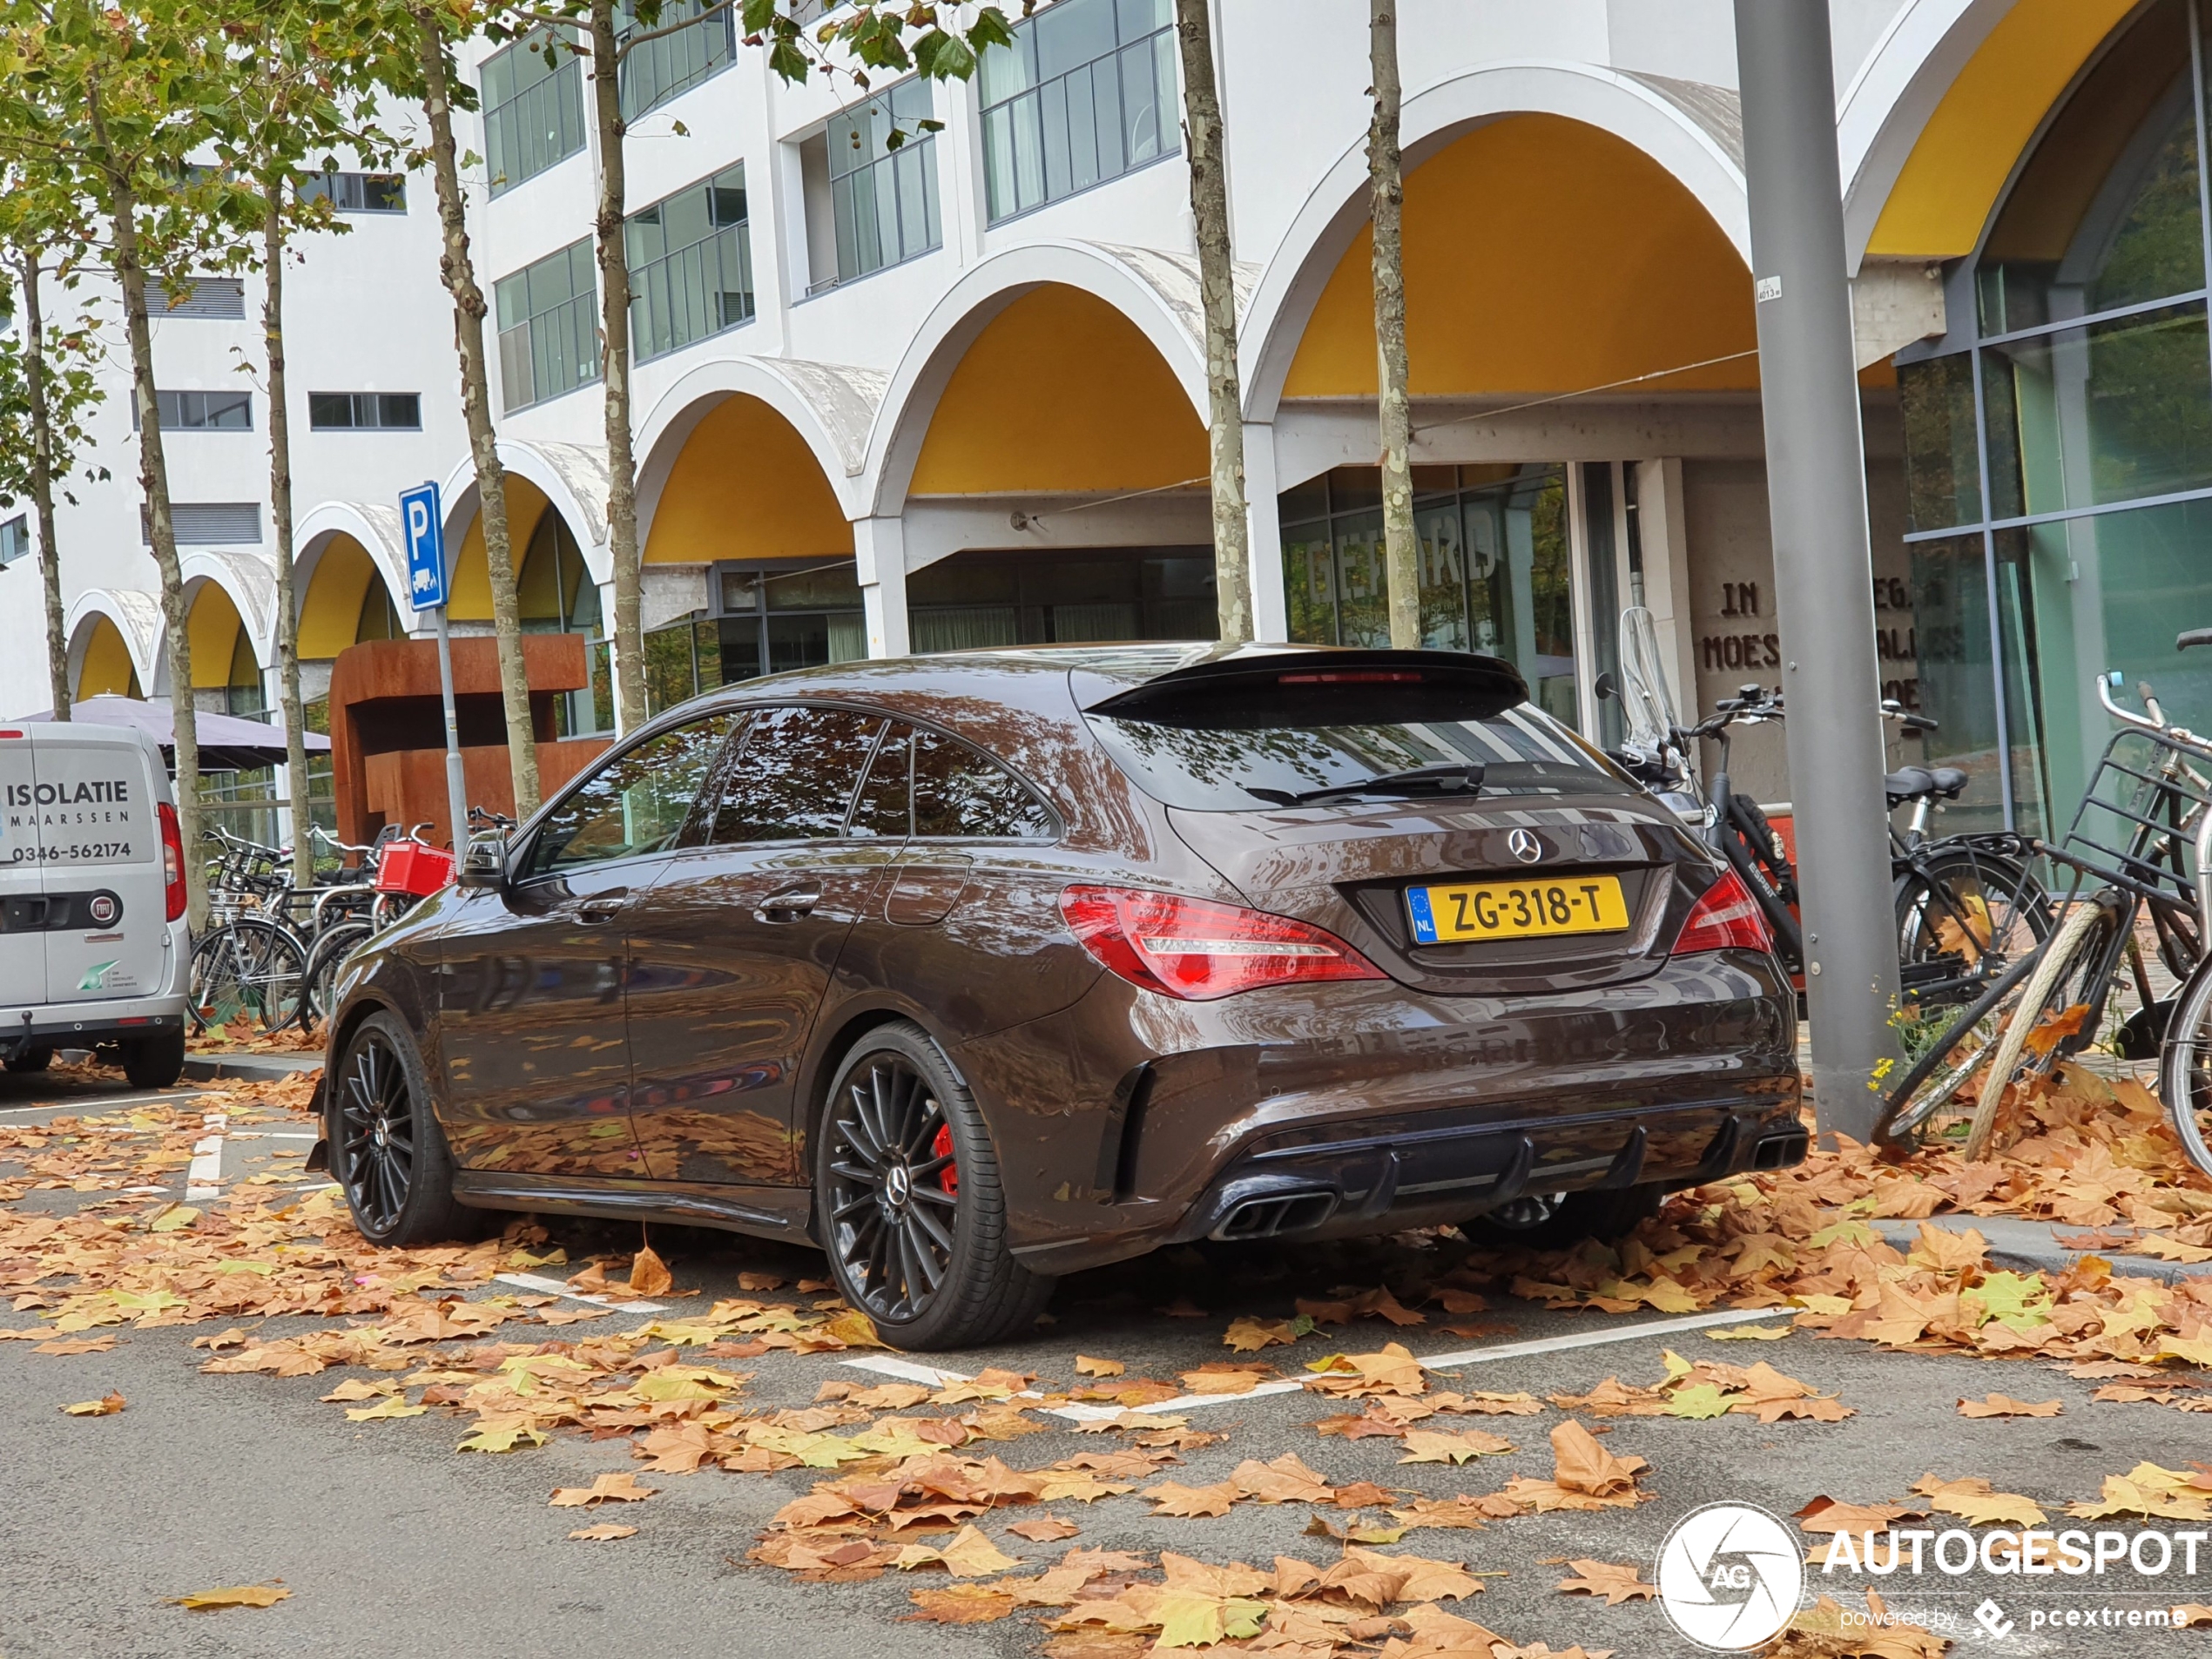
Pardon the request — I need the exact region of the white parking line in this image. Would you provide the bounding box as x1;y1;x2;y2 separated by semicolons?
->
1417;1305;1795;1368
228;1131;319;1141
842;1305;1800;1422
185;1112;227;1202
492;1271;668;1315
0;1088;214;1118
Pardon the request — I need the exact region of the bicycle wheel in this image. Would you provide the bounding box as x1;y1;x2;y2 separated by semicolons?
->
1875;947;2045;1150
1962;892;2128;1160
190;918;308;1036
2156;954;2212;1179
305;921;374;1031
1896;850;2051;1007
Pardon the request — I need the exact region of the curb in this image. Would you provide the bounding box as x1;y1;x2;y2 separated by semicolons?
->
1871;1213;2207;1287
180;1052;325;1084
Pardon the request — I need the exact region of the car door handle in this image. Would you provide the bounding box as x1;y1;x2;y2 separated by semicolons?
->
756;886;820;922
577;892;631;924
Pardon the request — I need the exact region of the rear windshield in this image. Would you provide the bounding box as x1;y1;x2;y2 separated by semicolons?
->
1086;705;1636;813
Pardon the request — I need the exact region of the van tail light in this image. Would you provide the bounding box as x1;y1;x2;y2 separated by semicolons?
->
158;801;186;922
1671;868;1773;956
1061;885;1386;1001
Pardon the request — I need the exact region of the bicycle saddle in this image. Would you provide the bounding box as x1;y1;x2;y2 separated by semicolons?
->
1885;766;1969;807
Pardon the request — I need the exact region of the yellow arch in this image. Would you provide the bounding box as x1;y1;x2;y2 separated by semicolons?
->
449;475;549;621
911;285;1208;494
185;582;245;689
1285;114;1757;399
645;395;853;563
77;616;141;699
299;535;401;658
1865;0;2138;259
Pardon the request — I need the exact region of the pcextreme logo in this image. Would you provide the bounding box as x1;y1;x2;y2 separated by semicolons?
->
76;960;118;993
1656;1501;1807;1650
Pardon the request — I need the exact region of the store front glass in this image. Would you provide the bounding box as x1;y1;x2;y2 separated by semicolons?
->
1898;0;2212;833
1281;464;1578;725
907;547;1217;649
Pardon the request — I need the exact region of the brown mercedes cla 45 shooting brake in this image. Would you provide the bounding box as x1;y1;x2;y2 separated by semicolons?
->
319;644;1804;1350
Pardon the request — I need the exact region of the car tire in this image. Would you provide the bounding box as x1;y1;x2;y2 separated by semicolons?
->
121;1031;185;1089
814;1021;1055;1352
1470;1182;1663;1250
331;1009;479;1247
5;1047;53;1075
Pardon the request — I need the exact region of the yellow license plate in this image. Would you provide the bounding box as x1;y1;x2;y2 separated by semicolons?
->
1406;874;1630;943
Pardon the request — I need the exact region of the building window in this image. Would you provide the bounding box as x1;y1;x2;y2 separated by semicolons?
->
620;562;867;722
627;165;753;363
1282;464;1577;726
907;548;1217;651
1896;0;2212;837
141;502;263;546
517;509;609;737
819;79;941;290
133;389;253;431
979;0;1177;224
0;515;29;568
496;240;598;413
308;392;422;430
298;171;407;213
482;30;586;196
618;0;735;119
146;277;246;320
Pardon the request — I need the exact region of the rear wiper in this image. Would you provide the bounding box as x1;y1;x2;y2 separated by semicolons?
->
1245;763;1486;807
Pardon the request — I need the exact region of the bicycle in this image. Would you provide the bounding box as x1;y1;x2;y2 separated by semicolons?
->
1605;608;2047;1010
302;823;456;1027
1876;651;2212;1170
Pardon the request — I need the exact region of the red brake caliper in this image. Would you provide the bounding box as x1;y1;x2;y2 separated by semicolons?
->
932;1123;958;1196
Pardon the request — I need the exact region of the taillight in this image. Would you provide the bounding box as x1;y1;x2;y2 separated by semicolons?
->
158;801;185;922
1061;885;1386;1001
1672;868;1772;956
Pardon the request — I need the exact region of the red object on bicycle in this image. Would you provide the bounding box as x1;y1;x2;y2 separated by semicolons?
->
374;840;455;897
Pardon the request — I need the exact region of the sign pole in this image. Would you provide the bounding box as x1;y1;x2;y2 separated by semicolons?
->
432;602;468;852
399;480;468;851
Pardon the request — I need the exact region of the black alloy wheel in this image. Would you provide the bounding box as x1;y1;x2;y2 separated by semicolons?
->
824;1053;959;1323
815;1021;1054;1351
340;1024;415;1237
333;1011;475;1247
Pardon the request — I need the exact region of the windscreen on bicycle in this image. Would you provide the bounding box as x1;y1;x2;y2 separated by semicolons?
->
1617;606;1682;757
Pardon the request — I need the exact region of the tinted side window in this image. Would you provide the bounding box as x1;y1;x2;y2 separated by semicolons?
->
848;723;912;839
913;729;1054;840
529;716;732;875
710;705;884;843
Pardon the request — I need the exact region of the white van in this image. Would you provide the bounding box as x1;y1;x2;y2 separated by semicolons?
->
0;723;189;1087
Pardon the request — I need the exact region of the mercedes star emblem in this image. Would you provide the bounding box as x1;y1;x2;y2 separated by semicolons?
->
1507;828;1544;864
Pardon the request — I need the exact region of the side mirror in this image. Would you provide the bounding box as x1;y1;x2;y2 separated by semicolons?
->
458;833;509;890
1593;671;1617;702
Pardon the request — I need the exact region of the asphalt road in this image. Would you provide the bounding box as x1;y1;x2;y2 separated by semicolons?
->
3;1069;2209;1659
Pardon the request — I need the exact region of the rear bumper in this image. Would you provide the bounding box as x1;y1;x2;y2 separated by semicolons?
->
1165;1091;1805;1246
982;949;1800;1274
1;995;190;1057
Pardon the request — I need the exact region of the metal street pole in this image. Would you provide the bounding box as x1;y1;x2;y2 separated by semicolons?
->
432;604;469;852
1735;0;1899;1140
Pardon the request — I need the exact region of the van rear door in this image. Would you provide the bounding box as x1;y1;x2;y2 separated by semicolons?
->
32;731;166;1006
0;730;45;1008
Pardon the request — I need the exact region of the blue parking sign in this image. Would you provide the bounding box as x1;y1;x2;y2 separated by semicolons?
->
401;481;448;610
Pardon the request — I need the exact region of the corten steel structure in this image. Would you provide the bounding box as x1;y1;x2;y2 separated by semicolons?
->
325;635;608;848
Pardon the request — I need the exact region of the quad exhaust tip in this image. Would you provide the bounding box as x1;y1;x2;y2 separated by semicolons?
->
1212;1190;1338;1241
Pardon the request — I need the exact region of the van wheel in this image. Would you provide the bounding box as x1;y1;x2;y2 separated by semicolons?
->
332;1011;477;1246
815;1022;1054;1352
5;1047;52;1075
1469;1183;1663;1250
122;1031;185;1089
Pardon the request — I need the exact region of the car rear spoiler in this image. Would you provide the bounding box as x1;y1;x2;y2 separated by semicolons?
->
1082;650;1528;730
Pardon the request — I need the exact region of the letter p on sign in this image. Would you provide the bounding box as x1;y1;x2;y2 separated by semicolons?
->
400;481;447;610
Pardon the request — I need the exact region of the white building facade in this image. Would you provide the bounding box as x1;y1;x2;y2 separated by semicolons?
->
11;0;2203;838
